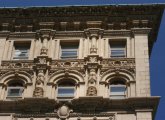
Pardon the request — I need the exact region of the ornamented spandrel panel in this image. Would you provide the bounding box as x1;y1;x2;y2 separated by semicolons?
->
51;59;85;68
101;58;135;69
100;58;135;75
1;60;34;69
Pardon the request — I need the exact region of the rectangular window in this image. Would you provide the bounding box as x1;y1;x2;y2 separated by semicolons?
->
110;85;126;99
109;41;126;58
7;87;24;97
60;42;78;59
57;87;75;97
13;42;30;60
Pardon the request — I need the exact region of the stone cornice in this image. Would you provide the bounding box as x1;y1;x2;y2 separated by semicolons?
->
0;32;36;39
84;28;104;38
0;4;164;17
8;32;36;39
54;31;85;38
0;31;10;38
131;28;151;35
0;97;160;114
103;30;131;37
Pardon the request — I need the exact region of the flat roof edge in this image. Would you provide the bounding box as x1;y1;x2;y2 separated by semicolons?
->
0;3;165;9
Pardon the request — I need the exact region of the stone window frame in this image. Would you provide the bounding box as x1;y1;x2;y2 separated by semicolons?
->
59;40;80;59
12;41;31;60
109;79;127;99
0;71;33;100
109;39;127;58
6;38;33;60
5;79;25;100
56;79;77;101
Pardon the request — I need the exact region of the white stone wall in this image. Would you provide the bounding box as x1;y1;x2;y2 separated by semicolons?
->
134;33;151;97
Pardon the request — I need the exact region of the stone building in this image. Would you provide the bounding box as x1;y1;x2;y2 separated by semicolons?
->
0;4;164;120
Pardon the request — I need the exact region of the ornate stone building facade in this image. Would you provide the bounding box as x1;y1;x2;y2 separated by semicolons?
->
0;4;164;120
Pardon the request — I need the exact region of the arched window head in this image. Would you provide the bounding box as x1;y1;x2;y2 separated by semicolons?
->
7;80;24;98
57;80;75;99
109;79;126;99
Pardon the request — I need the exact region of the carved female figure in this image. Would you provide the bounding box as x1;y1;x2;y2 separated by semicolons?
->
33;71;45;97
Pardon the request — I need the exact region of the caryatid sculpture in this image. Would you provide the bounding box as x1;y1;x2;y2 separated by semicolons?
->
33;70;45;97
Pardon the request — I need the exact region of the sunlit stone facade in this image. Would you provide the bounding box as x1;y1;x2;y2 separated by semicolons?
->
0;4;164;120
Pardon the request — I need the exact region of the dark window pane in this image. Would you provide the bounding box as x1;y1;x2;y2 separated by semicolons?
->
58;87;74;97
13;44;30;60
110;41;126;57
61;43;78;59
7;87;23;97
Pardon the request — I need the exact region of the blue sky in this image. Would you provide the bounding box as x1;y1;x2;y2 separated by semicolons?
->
0;0;165;120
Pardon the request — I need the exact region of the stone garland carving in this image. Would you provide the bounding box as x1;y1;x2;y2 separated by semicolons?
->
101;59;135;68
1;61;33;69
51;60;85;68
33;70;45;97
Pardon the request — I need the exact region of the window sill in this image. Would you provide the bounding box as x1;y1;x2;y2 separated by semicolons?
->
6;96;23;101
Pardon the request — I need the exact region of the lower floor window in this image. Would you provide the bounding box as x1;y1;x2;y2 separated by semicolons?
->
109;79;126;99
7;87;24;97
57;87;75;97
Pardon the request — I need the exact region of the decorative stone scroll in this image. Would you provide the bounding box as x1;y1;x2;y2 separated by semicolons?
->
33;70;45;97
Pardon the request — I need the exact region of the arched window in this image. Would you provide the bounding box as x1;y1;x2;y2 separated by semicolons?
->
57;80;75;99
7;80;24;98
109;79;126;99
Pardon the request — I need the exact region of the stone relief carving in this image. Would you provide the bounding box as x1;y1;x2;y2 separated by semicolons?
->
89;57;97;63
51;60;85;68
87;86;97;96
39;58;47;64
33;70;45;97
57;105;70;119
88;69;97;85
40;46;48;55
90;47;97;54
1;61;34;69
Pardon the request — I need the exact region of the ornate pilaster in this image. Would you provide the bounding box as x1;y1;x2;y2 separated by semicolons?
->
33;70;45;97
85;54;102;96
84;28;104;55
33;37;52;97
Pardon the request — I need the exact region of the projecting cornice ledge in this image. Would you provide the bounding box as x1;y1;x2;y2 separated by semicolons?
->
131;28;151;35
103;30;131;37
0;96;160;117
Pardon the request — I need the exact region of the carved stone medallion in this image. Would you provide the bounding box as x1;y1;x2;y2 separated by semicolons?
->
57;105;70;119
